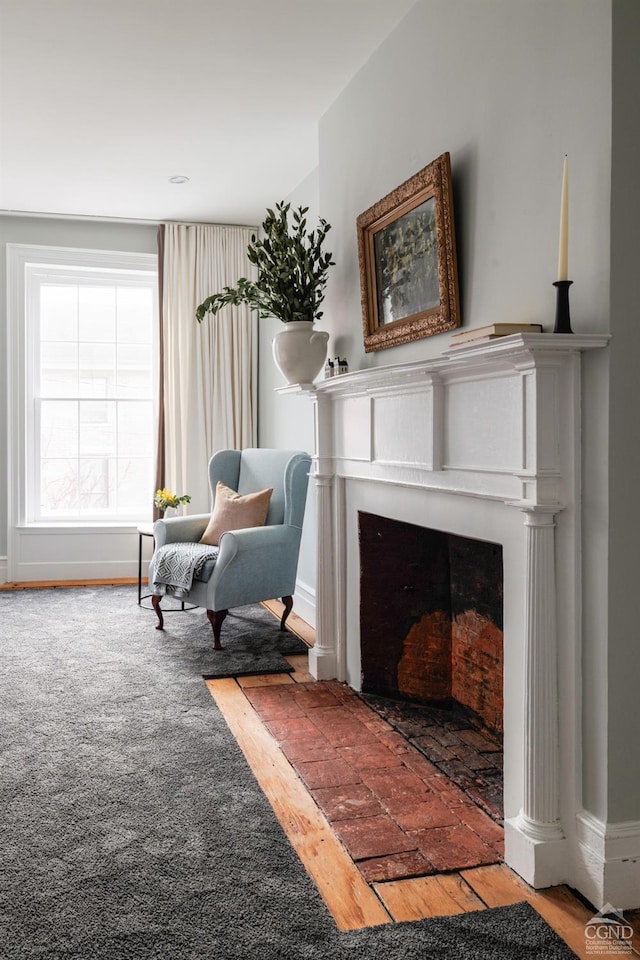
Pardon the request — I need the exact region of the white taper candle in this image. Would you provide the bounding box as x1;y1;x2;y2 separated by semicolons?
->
557;156;569;281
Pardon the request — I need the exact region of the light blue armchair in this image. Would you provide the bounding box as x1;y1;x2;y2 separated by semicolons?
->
149;448;311;649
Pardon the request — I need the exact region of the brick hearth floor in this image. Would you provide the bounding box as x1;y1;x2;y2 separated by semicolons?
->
361;693;504;822
244;679;504;883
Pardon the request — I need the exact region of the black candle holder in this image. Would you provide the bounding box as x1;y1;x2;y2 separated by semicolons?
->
553;279;573;334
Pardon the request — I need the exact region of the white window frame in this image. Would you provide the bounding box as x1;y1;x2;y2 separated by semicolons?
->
7;244;158;532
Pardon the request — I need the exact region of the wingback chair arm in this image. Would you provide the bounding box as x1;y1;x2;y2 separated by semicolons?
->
153;514;210;548
213;523;299;574
206;524;302;612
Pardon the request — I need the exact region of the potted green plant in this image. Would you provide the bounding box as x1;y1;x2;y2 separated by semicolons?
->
196;202;335;384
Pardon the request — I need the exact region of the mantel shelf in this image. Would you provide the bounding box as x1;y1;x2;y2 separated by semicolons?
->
275;332;610;398
274;382;316;396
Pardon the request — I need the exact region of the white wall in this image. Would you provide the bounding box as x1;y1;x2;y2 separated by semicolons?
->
257;169;319;625
0;215;158;580
311;0;618;828
319;0;611;369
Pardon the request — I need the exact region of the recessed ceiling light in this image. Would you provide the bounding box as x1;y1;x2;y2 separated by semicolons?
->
168;175;190;184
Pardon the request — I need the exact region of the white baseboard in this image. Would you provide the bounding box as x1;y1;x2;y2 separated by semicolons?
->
8;526;148;584
575;810;640;910
0;556;7;584
293;578;316;629
8;560;141;582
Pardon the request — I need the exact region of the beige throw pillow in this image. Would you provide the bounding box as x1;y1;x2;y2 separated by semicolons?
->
199;481;273;546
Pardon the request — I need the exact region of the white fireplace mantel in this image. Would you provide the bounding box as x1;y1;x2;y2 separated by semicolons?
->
281;332;608;509
278;332;631;907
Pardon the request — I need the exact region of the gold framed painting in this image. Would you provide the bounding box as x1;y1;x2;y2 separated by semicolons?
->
357;152;460;352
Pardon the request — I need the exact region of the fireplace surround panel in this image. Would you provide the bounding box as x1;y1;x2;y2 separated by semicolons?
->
280;333;627;908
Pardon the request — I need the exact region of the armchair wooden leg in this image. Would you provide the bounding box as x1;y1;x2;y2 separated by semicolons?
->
152;594;164;631
207;609;228;650
280;595;293;631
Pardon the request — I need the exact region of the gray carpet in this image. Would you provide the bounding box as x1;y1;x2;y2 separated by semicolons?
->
0;585;578;960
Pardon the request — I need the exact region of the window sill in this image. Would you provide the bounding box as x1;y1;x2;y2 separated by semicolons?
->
16;522;151;535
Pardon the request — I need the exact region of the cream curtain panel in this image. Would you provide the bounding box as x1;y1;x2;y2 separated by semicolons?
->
159;223;257;514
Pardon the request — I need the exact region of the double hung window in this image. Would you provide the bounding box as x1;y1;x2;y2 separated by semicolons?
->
22;251;158;523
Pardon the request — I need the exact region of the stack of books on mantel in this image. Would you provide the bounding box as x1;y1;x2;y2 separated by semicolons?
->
450;322;543;347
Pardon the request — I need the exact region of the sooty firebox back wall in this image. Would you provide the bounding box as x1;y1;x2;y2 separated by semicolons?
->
358;512;504;734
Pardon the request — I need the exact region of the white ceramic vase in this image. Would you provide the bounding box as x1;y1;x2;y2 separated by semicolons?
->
272;320;329;385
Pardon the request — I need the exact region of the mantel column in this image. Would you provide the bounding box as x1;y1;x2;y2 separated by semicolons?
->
308;393;338;680
506;506;566;886
520;507;564;837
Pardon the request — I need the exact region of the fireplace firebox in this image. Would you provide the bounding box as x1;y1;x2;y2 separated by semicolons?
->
359;512;503;735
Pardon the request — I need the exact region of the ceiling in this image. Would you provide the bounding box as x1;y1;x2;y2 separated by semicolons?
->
0;0;415;225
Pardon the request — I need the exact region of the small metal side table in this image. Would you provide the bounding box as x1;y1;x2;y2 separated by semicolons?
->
137;522;194;611
137;523;155;606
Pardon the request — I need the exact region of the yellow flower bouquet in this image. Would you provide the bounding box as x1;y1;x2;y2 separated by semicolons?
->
154;488;192;512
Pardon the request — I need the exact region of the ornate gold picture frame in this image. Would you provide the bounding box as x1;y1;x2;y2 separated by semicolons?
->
357;152;460;352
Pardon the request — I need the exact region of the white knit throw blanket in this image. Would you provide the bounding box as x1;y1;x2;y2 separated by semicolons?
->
152;542;218;598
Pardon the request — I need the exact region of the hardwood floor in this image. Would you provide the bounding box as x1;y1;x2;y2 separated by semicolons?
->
373;872;485;920
0;577;139;590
